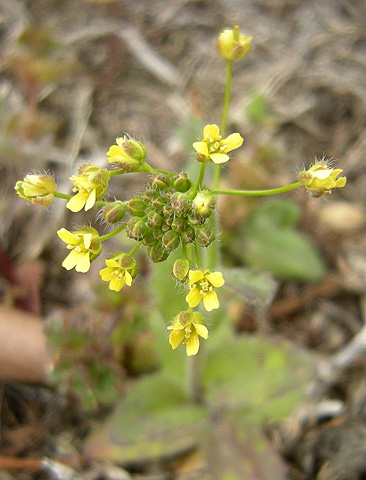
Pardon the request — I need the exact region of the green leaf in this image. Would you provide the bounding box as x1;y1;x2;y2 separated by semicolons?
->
84;372;206;464
205;412;289;480
221;267;278;308
246;198;301;229
203;335;315;422
240;198;326;283
243;226;325;283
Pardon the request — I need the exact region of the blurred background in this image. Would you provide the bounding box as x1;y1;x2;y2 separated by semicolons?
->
1;0;366;479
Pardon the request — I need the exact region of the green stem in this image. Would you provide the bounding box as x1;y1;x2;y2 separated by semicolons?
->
181;242;187;259
109;166;171;176
140;161;156;174
99;224;126;242
213;60;233;192
190;163;206;198
221;60;232;137
213;182;302;197
194;241;202;267
129;241;142;256
186;351;204;404
54;192;72;200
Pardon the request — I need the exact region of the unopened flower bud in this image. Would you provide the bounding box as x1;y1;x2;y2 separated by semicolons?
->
217;26;252;61
196;223;215;247
149;174;172;190
181;225;195;244
147;210;163;228
126;217;147;240
162;230;180;252
127;196;147;217
172;258;190;282
101;201;126;224
162;204;173;218
15;173;57;206
171;217;186;233
148;242;169;263
151;195;166;211
173;173;191;193
107;136;147;172
141;228;156;246
192;190;216;218
170;192;192;216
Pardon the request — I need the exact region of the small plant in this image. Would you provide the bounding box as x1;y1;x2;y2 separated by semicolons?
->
15;26;346;387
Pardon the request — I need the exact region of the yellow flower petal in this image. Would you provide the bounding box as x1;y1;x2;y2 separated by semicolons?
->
125;270;133;286
109;275;125;292
169;329;185;349
336;177;346;187
194;323;208;339
209;153;230;164
193;141;209;156
105;259;120;268
83;233;92;249
66;192;88;212
223;133;244;151
206;271;225;288
62;250;81;270
186;288;202;308
202;290;219;311
85;189;96;211
106;145;122;157
75;252;90;273
203;124;220;141
57;228;78;245
189;269;204;284
100;267;114;281
186;335;200;356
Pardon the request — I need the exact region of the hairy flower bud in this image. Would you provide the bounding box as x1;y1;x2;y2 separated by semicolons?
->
170;192;192;216
126;217;147;240
172;258;190;282
148;242;169;263
107;136;147;172
181;225;195;243
127;196;147;217
101;201;126;224
149;174;172;190
173;173;191;193
15;173;56;206
192;190;216;219
147;210;163;228
171;217;186;233
196;223;215;247
162;230;180;252
217;26;252;61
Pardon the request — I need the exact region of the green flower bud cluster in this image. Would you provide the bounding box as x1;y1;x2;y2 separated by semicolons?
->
124;173;216;263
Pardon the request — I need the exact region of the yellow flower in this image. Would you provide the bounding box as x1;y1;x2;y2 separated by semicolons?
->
99;253;137;292
107;136;147;172
57;227;101;273
193;124;243;164
297;159;346;197
167;311;208;356
15;174;56;206
186;269;225;312
66;165;110;213
217;26;252;61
